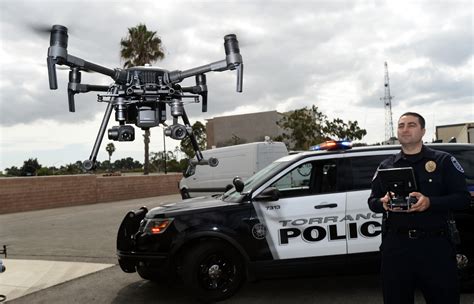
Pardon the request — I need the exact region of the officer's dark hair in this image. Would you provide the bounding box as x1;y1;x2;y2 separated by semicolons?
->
400;112;426;129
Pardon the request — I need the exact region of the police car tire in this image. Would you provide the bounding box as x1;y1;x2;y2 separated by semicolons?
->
136;264;162;282
136;261;178;284
182;241;245;302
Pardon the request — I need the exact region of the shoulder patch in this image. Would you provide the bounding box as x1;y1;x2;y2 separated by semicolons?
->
372;170;378;181
451;156;464;173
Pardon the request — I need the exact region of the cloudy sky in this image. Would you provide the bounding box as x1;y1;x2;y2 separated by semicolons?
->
0;0;472;171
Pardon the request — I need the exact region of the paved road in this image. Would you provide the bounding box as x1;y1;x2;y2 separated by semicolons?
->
1;195;473;303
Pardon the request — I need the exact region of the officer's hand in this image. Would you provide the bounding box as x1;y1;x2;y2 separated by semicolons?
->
408;192;430;212
380;192;392;211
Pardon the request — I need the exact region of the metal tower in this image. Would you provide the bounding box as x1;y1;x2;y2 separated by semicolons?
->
381;61;394;142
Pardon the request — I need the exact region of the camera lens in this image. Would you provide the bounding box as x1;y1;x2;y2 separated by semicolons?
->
108;125;135;141
119;126;135;141
174;127;185;139
121;132;132;141
108;126;119;140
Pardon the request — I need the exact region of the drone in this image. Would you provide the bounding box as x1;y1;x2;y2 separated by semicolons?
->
46;25;243;170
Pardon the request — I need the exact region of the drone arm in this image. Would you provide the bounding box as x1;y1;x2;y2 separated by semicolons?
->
167;61;220;83
85;84;110;91
166;34;243;92
67;68;110;112
66;54;117;79
168;59;243;93
181;74;208;112
67;83;110;112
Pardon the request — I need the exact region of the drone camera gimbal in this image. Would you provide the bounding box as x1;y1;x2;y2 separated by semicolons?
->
47;25;243;170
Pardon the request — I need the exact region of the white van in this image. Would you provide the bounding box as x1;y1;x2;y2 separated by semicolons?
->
179;141;288;198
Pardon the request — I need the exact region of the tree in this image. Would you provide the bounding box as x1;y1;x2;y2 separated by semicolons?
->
5;166;20;176
323;118;367;141
120;24;165;68
20;158;42;176
105;142;116;172
151;150;176;172
113;157;142;171
275;105;328;150
180;121;207;158
120;23;165;175
276;105;367;150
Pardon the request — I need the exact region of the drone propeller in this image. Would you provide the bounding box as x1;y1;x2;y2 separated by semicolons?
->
30;22;74;37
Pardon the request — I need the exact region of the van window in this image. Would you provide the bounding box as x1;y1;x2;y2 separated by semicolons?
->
183;165;195;178
348;155;389;191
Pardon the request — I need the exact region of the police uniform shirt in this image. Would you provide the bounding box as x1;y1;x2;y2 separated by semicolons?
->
368;145;470;230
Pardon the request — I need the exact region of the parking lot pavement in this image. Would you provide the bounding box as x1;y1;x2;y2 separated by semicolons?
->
0;259;113;301
0;194;181;302
1;194;474;303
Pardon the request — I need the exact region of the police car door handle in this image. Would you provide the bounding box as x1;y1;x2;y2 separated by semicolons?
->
314;203;338;209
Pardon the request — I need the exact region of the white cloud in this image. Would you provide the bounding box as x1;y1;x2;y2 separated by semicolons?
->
0;0;473;171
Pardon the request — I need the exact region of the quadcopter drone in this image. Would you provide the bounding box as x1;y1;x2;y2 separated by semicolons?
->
46;25;243;170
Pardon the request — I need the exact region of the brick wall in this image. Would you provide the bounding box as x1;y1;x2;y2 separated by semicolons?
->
0;174;181;214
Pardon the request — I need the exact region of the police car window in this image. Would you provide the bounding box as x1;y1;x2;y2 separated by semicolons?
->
269;160;339;198
349;155;388;191
448;149;474;186
222;161;290;202
310;160;338;194
320;162;338;193
270;163;313;198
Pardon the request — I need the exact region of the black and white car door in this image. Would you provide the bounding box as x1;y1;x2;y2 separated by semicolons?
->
252;155;347;260
344;153;392;254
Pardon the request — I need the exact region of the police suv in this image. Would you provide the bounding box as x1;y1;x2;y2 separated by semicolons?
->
117;142;474;302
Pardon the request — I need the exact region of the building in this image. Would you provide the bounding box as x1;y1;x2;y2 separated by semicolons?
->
206;111;284;148
436;122;474;143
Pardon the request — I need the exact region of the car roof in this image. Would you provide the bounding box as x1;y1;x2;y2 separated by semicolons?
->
291;143;474;161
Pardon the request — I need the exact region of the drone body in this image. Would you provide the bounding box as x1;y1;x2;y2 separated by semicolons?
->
46;25;243;170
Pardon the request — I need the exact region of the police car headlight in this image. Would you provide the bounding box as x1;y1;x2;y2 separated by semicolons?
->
141;218;174;235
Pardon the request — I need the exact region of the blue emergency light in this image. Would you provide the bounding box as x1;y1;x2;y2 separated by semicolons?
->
310;140;352;151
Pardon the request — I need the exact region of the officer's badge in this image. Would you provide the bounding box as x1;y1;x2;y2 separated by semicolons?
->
451;156;464;173
252;223;266;240
425;160;437;173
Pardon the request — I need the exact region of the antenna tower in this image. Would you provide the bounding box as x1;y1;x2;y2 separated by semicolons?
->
381;61;394;142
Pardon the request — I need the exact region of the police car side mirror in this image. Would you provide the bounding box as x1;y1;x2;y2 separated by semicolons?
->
233;177;244;193
254;187;280;202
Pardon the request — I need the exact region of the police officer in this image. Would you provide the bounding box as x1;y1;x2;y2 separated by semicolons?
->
368;112;470;304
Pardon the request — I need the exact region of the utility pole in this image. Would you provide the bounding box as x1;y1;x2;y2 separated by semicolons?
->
381;61;395;143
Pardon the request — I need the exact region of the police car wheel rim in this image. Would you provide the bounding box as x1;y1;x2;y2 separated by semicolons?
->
198;253;236;291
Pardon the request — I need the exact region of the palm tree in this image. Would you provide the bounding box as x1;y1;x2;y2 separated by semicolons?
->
120;24;165;175
105;142;116;172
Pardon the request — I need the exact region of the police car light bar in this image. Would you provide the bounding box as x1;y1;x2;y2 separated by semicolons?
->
310;140;352;151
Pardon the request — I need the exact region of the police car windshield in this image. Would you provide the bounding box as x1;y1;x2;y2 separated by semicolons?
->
222;160;291;202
